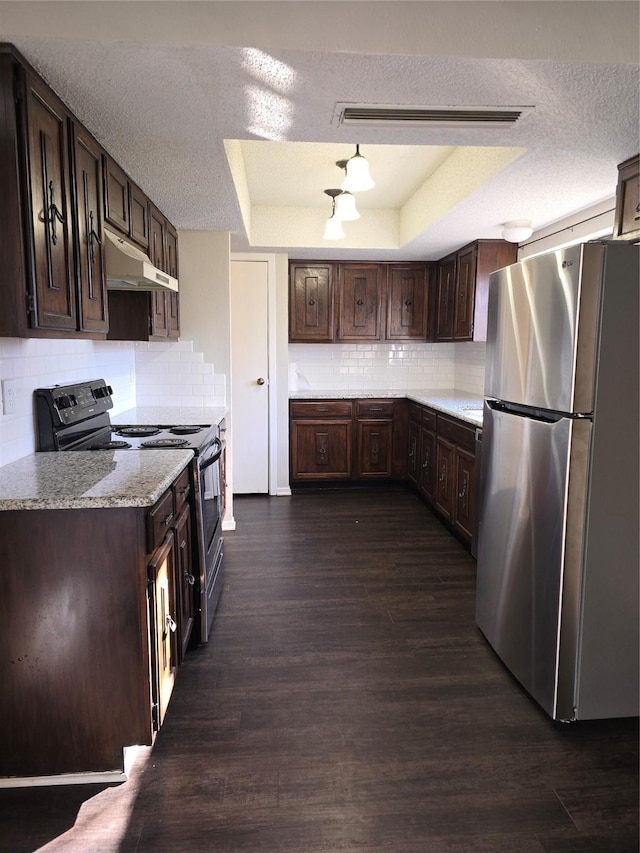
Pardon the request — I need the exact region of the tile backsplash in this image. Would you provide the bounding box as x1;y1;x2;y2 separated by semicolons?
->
289;341;486;395
0;338;225;467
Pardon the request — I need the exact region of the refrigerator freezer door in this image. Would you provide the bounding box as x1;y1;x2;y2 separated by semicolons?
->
484;243;603;414
476;404;590;719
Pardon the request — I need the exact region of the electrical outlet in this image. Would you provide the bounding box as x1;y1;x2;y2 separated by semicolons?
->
1;379;17;415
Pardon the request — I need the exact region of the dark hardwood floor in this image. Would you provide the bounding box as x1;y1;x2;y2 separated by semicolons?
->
1;489;638;852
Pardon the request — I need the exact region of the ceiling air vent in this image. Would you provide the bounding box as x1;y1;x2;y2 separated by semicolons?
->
332;103;533;129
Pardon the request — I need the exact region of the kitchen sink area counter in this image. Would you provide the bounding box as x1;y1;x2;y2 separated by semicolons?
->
0;449;194;511
289;389;484;427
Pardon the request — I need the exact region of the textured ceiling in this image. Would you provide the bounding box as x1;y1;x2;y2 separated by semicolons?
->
0;1;638;261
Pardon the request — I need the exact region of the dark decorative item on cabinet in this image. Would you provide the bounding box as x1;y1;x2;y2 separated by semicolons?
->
612;154;640;243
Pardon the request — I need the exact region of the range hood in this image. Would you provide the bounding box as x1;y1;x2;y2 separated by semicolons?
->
104;226;178;292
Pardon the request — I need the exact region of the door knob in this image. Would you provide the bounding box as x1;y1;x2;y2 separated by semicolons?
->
257;377;265;385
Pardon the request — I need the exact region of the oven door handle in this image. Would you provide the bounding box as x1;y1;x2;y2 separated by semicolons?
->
199;438;223;471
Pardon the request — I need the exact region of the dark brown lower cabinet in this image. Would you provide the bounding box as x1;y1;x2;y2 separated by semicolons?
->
290;399;406;484
0;464;194;779
406;402;478;549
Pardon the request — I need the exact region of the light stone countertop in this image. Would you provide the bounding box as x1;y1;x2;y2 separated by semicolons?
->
0;450;194;511
290;389;484;427
112;406;228;427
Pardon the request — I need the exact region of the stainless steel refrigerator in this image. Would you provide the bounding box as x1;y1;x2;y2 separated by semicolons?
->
476;241;639;721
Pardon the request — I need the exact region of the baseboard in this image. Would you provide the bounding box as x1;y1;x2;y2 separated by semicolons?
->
0;744;147;788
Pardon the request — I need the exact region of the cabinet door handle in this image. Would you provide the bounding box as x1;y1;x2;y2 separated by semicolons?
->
404;299;412;307
635;202;640;221
184;572;195;585
356;299;364;306
257;377;265;386
47;180;66;246
163;512;174;527
165;614;177;633
88;210;102;264
308;298;315;306
180;538;188;550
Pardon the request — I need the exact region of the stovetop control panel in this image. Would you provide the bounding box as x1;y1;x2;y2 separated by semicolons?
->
35;379;114;427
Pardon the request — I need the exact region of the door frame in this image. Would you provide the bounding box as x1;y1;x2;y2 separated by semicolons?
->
230;253;278;496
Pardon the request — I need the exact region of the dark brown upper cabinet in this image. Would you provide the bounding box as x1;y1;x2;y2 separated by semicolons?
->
0;46;110;339
337;263;384;341
435;240;517;342
386;263;430;340
103;154;150;252
289;262;335;342
70;122;109;335
612;154;640;243
24;70;77;333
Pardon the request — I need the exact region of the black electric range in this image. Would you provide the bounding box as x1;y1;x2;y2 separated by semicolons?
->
34;378;224;644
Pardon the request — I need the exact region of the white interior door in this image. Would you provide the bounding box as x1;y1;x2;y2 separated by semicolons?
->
230;259;269;493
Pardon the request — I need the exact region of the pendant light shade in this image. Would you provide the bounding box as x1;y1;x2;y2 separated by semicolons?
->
340;145;375;192
334;190;360;221
323;214;346;240
322;189;346;239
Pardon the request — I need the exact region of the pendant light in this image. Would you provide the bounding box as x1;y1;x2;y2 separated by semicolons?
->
339;144;375;193
334;190;360;221
322;189;346;240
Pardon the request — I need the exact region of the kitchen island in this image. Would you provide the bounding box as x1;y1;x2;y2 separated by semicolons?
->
0;450;195;784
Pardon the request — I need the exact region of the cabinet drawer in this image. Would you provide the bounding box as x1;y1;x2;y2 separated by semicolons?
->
356;399;394;419
172;466;191;515
421;407;437;432
290;400;353;418
147;489;175;554
437;414;475;453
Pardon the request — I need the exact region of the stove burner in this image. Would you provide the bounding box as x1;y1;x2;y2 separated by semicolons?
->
170;425;203;435
91;440;131;450
116;426;161;437
141;438;190;448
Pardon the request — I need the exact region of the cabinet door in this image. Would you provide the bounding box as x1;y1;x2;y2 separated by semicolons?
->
290;419;352;480
174;505;194;660
103;155;129;235
148;532;178;729
435;437;455;521
338;263;383;340
436;255;456;341
150;291;169;337
387;263;428;339
167;292;180;339
149;204;166;270
166;223;178;278
25;73;76;331
454;447;475;543
613;154;640;242
454;246;476;340
129;182;150;249
419;426;436;504
289;263;334;341
71;123;108;334
357;420;393;478
407;419;420;485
